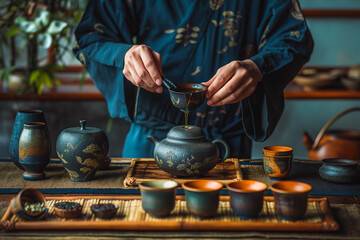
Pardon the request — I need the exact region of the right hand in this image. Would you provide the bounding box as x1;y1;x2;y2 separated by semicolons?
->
123;44;163;93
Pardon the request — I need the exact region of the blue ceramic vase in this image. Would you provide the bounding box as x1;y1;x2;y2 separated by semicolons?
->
19;122;50;180
9;110;47;170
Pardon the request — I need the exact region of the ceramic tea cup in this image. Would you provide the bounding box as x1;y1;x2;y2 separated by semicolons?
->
139;180;178;218
270;181;312;221
263;146;293;156
10;188;47;220
168;83;207;112
263;153;293;179
182;180;223;218
227;180;267;219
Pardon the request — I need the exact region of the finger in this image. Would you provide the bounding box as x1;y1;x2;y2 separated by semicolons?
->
208;76;257;106
205;67;235;99
127;62;158;93
140;47;163;87
151;51;163;85
207;75;242;106
132;54;157;90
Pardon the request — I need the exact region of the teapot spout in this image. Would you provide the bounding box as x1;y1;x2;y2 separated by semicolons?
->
303;132;314;151
146;135;160;146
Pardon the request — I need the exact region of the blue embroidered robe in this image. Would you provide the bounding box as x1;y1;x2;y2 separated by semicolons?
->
74;0;313;157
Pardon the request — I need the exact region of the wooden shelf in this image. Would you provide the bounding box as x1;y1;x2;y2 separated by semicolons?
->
284;83;360;100
303;9;360;18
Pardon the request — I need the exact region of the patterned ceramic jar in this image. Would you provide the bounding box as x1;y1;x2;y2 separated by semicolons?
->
56;120;109;182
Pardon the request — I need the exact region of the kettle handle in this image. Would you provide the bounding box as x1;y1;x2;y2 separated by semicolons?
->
212;139;229;163
312;107;360;151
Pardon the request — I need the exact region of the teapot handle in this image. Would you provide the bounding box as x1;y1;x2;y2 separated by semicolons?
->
212;139;229;163
312;107;360;151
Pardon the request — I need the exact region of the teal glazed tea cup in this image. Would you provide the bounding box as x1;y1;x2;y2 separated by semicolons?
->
182;180;223;218
227;180;267;219
270;181;312;221
139;180;178;218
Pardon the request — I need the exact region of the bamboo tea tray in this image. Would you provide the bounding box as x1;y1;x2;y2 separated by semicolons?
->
124;158;243;187
0;195;338;232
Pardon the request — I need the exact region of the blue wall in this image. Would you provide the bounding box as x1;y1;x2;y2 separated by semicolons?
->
251;1;360;159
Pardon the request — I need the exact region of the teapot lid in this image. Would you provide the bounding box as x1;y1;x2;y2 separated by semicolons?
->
167;125;205;140
62;120;104;135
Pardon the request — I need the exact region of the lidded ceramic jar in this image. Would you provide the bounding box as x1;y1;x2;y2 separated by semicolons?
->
56;120;109;182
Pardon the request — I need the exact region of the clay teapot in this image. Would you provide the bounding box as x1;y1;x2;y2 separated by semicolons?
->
303;107;360;161
146;125;229;177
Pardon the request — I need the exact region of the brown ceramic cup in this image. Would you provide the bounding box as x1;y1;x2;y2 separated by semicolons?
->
270;181;312;221
10;188;47;220
227;180;267;219
263;146;293;156
263;153;293;179
182;180;223;218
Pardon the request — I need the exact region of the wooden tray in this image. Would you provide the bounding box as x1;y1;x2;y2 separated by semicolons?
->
124;158;243;187
1;195;339;232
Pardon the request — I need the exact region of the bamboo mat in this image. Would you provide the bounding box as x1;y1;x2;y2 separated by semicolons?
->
124;158;242;187
1;195;339;232
9;198;323;224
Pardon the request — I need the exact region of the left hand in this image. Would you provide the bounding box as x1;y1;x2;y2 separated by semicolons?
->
202;60;263;106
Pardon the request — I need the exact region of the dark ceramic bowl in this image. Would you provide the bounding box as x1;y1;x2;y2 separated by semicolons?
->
10;188;47;220
139;180;178;218
182;180;223;218
319;158;360;183
227;180;267;219
270;181;312;221
263;146;293;156
341;77;360;91
54;201;82;219
91;203;118;219
168;83;207;112
262;154;293;179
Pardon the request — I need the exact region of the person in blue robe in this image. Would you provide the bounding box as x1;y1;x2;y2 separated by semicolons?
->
73;0;313;158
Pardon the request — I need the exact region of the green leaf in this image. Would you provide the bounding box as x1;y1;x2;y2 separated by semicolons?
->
15;17;40;33
35;10;50;28
73;10;84;23
37;33;52;49
14;17;26;24
5;25;21;38
47;20;68;35
29;70;41;85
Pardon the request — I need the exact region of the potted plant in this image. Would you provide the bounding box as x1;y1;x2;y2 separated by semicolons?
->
0;0;86;94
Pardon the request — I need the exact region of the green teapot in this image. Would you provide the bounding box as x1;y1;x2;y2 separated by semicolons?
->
147;125;229;177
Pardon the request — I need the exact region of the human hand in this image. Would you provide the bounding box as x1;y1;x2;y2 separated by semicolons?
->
202;60;262;106
123;44;163;93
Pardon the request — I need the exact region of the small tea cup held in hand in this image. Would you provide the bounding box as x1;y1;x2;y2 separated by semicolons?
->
139;180;178;218
270;181;312;221
227;180;267;219
182;180;223;218
262;146;293;179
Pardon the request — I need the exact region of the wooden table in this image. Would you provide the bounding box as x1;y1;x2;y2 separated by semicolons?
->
1;158;360;239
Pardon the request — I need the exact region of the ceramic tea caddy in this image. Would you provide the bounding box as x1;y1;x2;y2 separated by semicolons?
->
147;125;229;177
56;120;109;182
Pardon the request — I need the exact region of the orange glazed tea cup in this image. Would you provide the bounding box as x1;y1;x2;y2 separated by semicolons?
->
270;181;312;221
263;146;293;156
